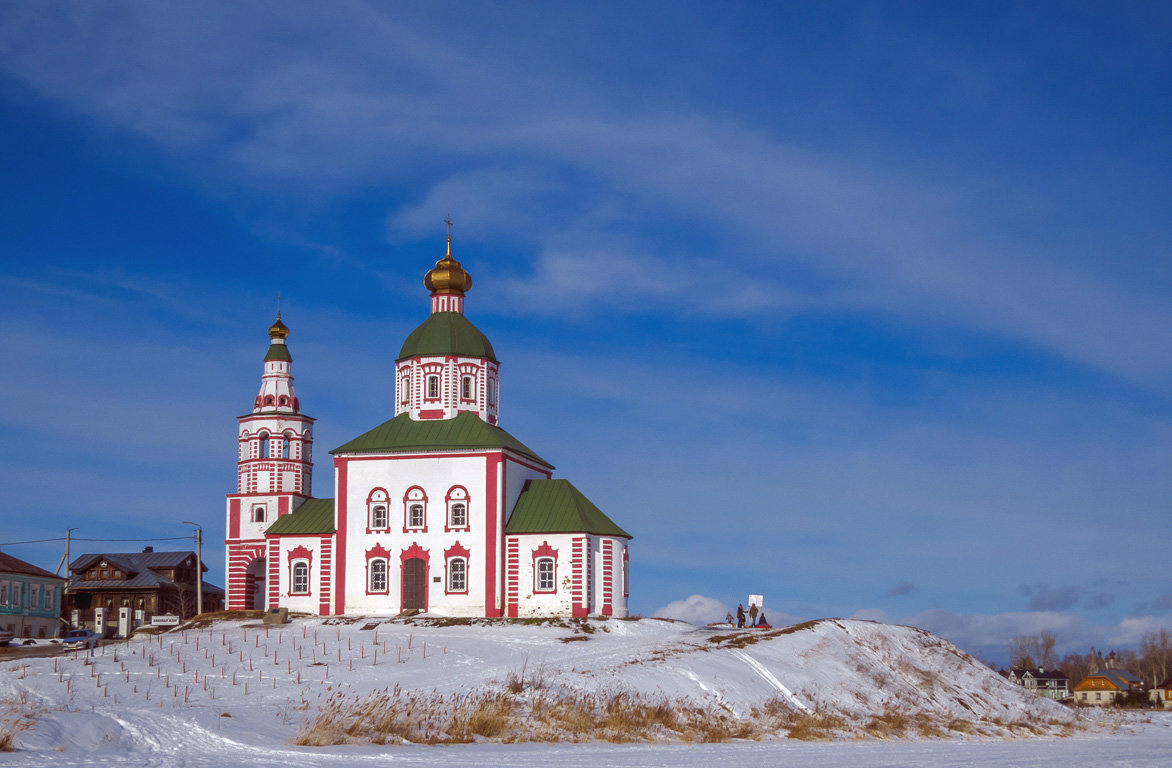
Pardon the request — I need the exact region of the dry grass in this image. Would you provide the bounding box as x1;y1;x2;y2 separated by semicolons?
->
294;687;759;746
0;693;40;752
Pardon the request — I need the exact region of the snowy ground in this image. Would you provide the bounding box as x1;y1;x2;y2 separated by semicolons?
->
2;615;1167;766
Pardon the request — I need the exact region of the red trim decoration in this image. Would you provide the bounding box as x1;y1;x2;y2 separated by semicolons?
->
365;543;391;594
367;487;390;532
287;545;313;596
403;486;428;532
532;541;558;594
445;485;471;532
400;543;430;612
444;541;471;595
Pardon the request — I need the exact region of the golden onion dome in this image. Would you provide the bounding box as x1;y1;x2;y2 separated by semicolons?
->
424;235;473;295
268;314;289;340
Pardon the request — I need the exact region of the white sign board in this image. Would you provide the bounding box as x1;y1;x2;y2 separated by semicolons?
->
150;614;180;626
747;594;764;608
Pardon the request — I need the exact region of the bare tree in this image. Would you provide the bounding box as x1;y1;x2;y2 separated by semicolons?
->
1008;635;1038;669
1038;630;1058;668
1140;630;1172;687
1060;652;1091;685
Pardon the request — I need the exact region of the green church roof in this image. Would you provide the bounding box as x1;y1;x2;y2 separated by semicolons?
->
505;479;631;538
397;311;497;362
264;343;292;362
265;498;335;535
330;411;550;467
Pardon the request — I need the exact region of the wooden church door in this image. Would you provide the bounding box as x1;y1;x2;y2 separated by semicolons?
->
402;558;427;610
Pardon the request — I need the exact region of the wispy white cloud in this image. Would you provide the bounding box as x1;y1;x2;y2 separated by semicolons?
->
2;3;1170;386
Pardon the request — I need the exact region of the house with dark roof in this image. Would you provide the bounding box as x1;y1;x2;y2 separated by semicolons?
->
224;236;632;618
0;552;66;639
1073;669;1145;706
65;548;223;636
1002;667;1071;701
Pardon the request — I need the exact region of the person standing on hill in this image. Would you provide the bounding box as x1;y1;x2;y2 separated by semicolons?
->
749;602;759;627
736;604;746;628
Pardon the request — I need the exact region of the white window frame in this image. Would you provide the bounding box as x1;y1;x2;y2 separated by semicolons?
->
369;559;388;593
448;558;467;593
409;504;425;528
291;561;310;595
371;504;388;529
450;502;467;528
427;375;440;399
536;558;555;592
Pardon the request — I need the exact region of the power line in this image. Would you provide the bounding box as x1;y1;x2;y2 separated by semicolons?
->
1;534;197;547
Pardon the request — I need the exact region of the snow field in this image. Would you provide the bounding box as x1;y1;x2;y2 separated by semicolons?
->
0;615;1139;763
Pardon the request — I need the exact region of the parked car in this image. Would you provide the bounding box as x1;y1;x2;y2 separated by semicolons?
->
60;629;98;650
0;627;14;647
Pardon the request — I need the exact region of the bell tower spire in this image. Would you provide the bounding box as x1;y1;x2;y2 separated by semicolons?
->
225;312;317;610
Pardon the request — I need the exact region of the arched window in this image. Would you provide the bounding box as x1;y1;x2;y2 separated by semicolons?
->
461;375;473;400
264;395;275;407
291;562;309;595
536;558;555;593
368;559;387;593
403;486;428;532
367;488;390;531
448;558;467;593
427;375;439;399
278;395;289;407
252;506;266;523
401;375;411;402
445;485;470;531
259;432;270;459
282;433;292;459
488;378;497;405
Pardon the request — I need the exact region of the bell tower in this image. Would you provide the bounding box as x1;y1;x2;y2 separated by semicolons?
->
224;313;316;610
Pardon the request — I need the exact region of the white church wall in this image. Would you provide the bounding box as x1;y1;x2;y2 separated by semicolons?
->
340;453;492;615
271;535;324;614
508;533;578;617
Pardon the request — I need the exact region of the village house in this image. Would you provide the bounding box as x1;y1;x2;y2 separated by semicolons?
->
1002;667;1071;701
65;548;223;636
1149;677;1172;710
0;552;66;639
1073;669;1144;706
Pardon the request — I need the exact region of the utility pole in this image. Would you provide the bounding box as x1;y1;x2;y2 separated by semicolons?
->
57;527;78;578
182;522;203;617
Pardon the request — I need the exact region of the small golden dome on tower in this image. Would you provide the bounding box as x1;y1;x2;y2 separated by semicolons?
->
268;314;289;340
424;232;473;295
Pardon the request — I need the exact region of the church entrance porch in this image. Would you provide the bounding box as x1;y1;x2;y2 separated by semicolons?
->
245;558;266;610
402;558;427;611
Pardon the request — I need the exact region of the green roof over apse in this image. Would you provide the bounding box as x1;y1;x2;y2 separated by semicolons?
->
505;479;631;538
265;498;335;535
330;411;550;467
264;343;292;362
397;311;497;362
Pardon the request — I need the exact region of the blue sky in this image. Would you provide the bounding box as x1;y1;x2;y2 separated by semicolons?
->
1;1;1170;663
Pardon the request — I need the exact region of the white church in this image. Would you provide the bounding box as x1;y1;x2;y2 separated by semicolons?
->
224;236;631;618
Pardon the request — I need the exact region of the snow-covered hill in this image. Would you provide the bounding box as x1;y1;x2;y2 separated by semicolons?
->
1;615;1095;759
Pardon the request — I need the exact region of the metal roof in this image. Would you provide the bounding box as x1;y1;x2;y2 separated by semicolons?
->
70;551;202;573
504;479;631;538
331;411;550;467
397;311;496;362
0;551;65;580
265;498;336;535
